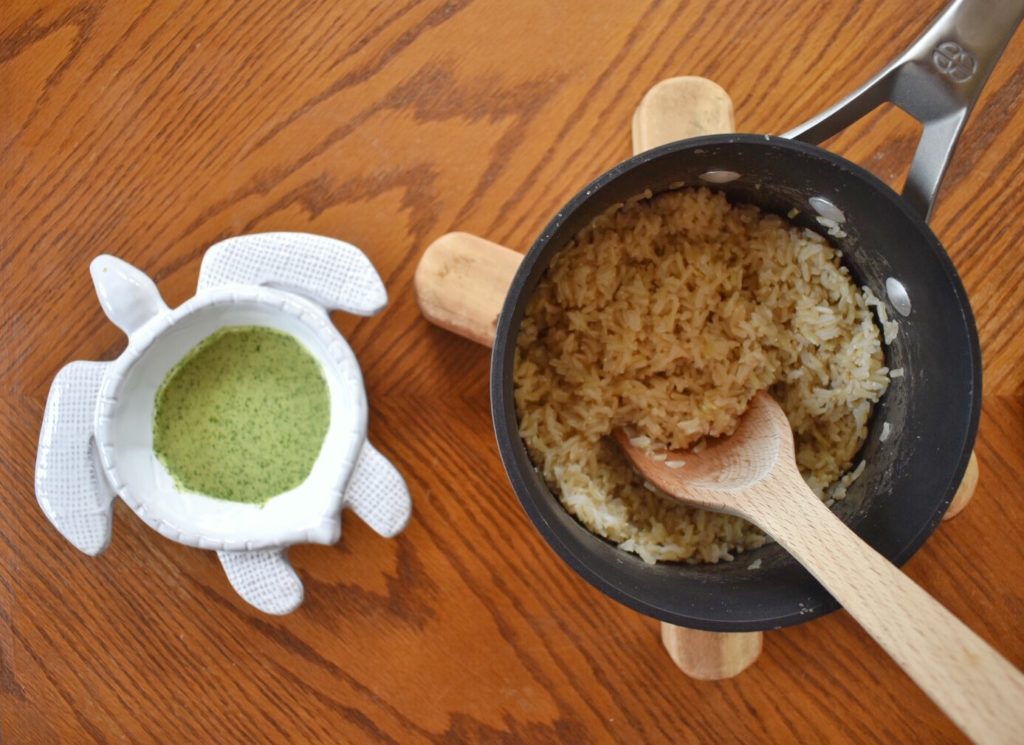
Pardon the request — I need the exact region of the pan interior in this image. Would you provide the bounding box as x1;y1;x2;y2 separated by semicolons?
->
491;134;980;631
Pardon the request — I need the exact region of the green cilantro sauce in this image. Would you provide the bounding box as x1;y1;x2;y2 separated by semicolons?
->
153;326;330;504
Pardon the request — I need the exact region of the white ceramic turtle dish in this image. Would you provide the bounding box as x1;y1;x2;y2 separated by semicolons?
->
36;233;412;615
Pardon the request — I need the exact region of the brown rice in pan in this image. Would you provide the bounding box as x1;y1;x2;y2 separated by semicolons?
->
514;187;892;563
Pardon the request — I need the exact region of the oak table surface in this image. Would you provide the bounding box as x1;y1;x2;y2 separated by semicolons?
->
2;2;1023;743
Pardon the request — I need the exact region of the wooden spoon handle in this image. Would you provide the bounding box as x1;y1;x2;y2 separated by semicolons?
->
414;77;734;348
749;491;1024;745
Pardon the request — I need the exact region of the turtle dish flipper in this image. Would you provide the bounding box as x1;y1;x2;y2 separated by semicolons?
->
218;549;304;615
344;440;412;538
35;361;115;556
198;233;388;316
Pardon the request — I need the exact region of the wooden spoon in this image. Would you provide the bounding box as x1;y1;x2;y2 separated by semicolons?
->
615;391;1024;745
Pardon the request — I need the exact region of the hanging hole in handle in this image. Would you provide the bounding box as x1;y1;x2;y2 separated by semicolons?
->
814;103;923;195
784;0;1024;222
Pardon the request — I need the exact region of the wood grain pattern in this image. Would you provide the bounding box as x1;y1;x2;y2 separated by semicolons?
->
2;2;1022;743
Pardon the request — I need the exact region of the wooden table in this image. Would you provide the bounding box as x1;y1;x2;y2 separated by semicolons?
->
2;2;1022;742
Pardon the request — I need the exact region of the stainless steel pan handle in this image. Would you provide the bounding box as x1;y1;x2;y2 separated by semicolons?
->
785;0;1024;222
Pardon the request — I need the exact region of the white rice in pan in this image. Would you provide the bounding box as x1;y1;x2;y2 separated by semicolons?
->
514;187;892;563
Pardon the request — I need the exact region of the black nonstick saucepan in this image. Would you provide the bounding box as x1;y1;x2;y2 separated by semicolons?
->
489;0;1022;632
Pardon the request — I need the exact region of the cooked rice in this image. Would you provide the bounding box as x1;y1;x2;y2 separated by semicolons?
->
513;187;891;564
829;459;867;502
816;215;848;239
864;286;899;344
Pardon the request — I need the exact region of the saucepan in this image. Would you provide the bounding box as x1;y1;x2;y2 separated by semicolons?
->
491;0;1021;631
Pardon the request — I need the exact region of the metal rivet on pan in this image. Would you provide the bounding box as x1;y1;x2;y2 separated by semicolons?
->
886;277;912;316
809;196;846;223
699;170;741;184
